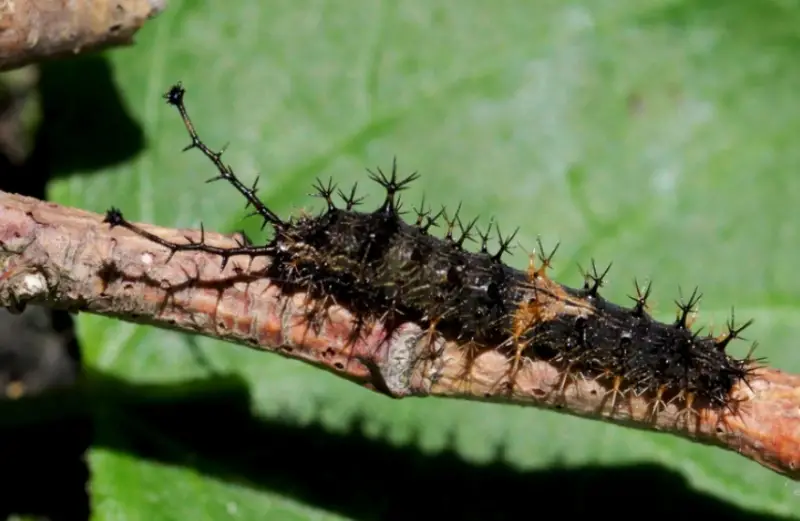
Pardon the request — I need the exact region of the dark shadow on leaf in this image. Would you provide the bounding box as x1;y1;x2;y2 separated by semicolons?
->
29;54;145;180
88;372;788;521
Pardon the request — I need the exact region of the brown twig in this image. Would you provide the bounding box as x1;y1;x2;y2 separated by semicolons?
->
0;189;798;480
0;0;166;72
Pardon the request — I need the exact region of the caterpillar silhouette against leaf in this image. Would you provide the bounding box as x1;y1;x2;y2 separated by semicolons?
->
104;83;761;416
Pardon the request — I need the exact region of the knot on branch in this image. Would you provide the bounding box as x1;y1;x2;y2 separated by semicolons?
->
0;264;56;314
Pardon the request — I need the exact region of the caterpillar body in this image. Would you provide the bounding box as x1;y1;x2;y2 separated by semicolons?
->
104;83;760;415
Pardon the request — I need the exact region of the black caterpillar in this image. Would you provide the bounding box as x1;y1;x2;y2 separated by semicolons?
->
104;82;761;414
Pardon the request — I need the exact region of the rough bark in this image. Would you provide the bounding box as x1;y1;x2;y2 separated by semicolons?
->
0;0;166;72
0;189;798;480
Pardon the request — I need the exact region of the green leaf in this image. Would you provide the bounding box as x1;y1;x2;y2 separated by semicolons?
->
43;0;800;519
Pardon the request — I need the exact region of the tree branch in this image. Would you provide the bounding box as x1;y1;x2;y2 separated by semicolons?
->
0;0;166;72
0;189;797;480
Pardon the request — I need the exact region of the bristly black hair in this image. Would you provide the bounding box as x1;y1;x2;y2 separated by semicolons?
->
104;82;761;414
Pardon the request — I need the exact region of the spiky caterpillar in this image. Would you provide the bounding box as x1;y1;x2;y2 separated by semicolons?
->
104;82;760;414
